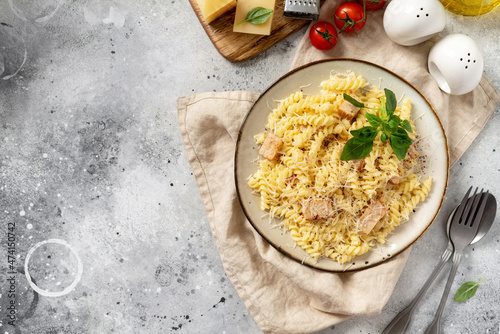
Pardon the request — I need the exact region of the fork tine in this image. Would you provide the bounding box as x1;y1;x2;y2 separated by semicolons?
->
468;191;489;228
461;188;482;226
453;186;473;225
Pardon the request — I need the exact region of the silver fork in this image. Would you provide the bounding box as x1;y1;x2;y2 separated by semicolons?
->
424;187;489;334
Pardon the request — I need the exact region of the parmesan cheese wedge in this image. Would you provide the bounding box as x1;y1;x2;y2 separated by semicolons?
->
199;0;237;24
233;0;276;35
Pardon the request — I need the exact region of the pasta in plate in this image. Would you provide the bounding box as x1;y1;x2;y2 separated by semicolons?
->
248;72;432;264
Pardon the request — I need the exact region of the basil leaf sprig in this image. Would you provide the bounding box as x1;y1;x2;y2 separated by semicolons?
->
236;7;273;26
454;278;485;302
340;88;413;161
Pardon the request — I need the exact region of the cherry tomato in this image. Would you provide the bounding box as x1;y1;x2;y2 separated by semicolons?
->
334;2;366;34
357;0;387;11
309;21;338;51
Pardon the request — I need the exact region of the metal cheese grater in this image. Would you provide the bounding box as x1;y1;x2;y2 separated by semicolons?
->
283;0;320;21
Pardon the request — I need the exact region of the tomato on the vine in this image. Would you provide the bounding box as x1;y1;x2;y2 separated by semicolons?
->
334;2;366;34
357;0;386;11
309;21;338;51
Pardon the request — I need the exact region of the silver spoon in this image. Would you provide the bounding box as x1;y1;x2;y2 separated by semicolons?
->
382;190;497;334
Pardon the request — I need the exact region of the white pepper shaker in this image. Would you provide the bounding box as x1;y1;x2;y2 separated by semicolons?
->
383;0;446;46
428;34;484;95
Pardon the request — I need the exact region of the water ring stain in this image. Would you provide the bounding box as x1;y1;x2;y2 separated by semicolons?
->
24;239;83;297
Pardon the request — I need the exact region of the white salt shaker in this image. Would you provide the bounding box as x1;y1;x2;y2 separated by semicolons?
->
383;0;446;46
428;34;484;95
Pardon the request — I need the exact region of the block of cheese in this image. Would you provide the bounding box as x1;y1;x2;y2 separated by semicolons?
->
200;0;237;24
233;0;276;35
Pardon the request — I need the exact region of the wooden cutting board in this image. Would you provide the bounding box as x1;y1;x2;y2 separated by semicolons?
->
189;0;312;62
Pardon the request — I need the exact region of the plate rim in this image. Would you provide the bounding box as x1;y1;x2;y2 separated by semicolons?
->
234;57;450;272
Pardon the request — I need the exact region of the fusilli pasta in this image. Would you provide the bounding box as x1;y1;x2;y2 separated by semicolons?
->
248;72;432;264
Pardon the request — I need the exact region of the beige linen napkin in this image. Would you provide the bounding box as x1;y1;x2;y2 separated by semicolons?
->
177;5;500;334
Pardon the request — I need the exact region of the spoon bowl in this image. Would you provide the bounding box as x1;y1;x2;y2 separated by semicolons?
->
448;192;496;243
471;192;497;244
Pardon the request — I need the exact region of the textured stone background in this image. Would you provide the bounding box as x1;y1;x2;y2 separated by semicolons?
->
0;1;498;333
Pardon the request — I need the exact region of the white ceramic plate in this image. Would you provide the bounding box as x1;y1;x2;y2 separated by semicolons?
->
234;58;449;272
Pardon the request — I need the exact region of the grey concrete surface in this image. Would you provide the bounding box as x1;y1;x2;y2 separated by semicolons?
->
0;1;498;333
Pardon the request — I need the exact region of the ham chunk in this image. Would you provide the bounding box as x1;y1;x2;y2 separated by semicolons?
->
352;159;366;171
303;198;334;221
338;99;361;120
358;200;387;234
258;133;283;161
388;165;401;185
388;175;400;185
